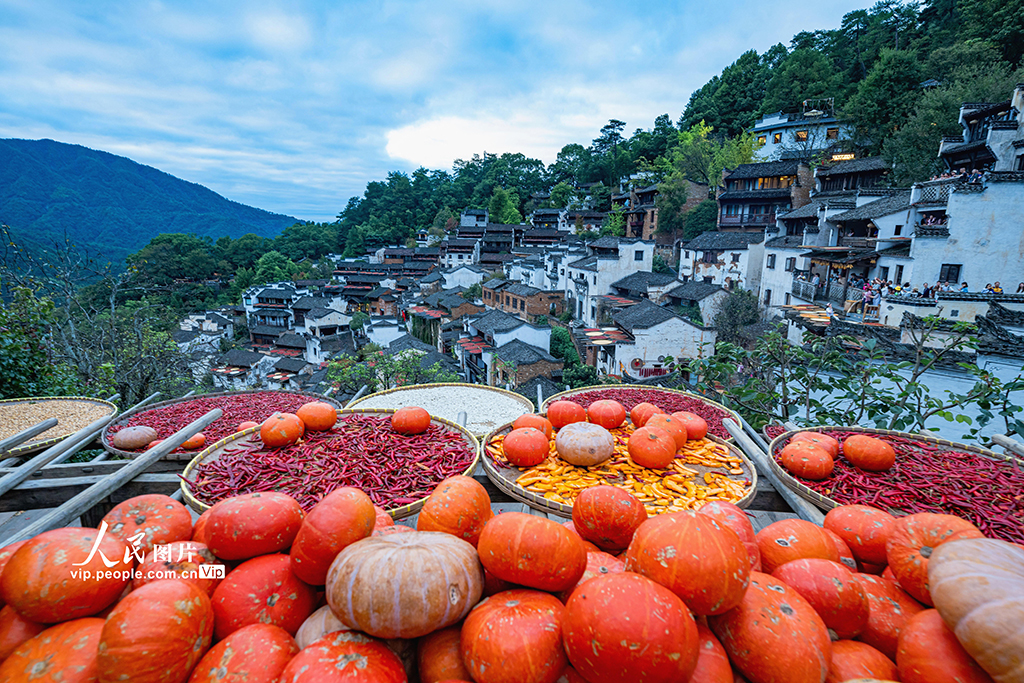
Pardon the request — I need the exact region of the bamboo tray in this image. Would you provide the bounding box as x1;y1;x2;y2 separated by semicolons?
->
180;408;480;519
481;418;757;518
0;396;118;458
539;384;742;443
101;390;342;461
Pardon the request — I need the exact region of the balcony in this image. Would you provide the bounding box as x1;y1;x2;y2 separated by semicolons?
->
719;214;777;226
839;237;873;248
791;276;864;305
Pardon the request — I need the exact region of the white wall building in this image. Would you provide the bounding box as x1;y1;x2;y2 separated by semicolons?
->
594;300;716;379
679;232;765;292
564;237;655;326
442;265;487;290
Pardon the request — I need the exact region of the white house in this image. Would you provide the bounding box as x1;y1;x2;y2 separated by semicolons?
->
209;349;275;391
364;317;406;349
679;232;765;292
455;309;552;385
662;281;729;326
442;265;487;290
564;237;656;326
304;308;351;337
750;107;852;162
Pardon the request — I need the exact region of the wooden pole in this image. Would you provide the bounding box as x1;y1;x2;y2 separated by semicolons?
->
0;419;59;458
991;434;1024;459
50;391;163;468
1;408;222;545
345;385;369;409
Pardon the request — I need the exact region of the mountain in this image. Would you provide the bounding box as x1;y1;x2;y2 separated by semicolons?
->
0;138;298;266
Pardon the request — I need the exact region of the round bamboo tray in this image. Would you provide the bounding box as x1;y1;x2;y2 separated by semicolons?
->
101;390;343;461
348;382;533;438
481;418;757;518
539;384;742;442
180;408;480;519
0;396;118;458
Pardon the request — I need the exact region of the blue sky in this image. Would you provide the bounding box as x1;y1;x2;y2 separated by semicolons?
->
0;0;867;221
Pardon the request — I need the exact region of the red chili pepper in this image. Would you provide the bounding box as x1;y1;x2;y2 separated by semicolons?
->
562;388;734;439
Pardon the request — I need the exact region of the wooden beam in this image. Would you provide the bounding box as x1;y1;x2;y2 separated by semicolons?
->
0;419;59;458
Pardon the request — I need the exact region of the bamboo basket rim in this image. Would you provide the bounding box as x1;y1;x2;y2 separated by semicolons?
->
480;416;758;518
179;407;480;518
101;389;343;461
0;396;118;458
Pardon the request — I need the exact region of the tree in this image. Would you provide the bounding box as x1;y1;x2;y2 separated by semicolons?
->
564;363;599;389
601;205;625;237
462;283;482;300
0;287;77;398
349;311;369;331
547;182;574;209
653;253;674;275
845;48;924;151
275;222;339;261
550;327;580;365
682;200;719;240
759;49;840;116
665;122;758;188
712;290;761;344
253;251;298;285
488;187;522;224
326;350;459;394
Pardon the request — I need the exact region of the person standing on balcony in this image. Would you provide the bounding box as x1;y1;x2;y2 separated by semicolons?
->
992;282;1003;294
961;282;970;292
812;273;820;288
1016;283;1024;293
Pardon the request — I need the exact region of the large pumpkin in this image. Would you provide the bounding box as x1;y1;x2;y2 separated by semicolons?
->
418;624;474;683
327;531;484;639
624;511;750;615
629;402;663;428
279;630;408;682
790;431;840;459
98;580;214;683
824;527;859;572
417;475;494;547
187;623;299;683
562;572;699;683
627;426;678;469
191;510;212;545
885;512;982;605
503;427;552;467
697;500;761;572
708;572;832;683
555;422;615;466
477;512;586;592
842;435;896;472
772;558;869;639
558;550;625;602
672;411;708;441
896;608;995;683
290;487;375;585
547;401;586;430
645;414;688;450
779;441;834;480
755;518;840;573
0;617;104;683
825;640;898;683
587;399;627;429
0;527;130;623
571;485;647;552
824;505;896;565
101;494;193;554
206;491;304;561
294;606;416;679
691;623;734;683
461;589;567;683
856;574;925;660
212;553;318;640
927;538;1024;683
0;540;28;608
0;604;45;661
133;540;222;596
512;413;554;438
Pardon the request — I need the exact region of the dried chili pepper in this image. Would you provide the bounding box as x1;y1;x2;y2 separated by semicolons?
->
560;388;734;439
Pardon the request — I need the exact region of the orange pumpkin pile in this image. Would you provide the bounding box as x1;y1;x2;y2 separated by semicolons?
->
779;431;897;481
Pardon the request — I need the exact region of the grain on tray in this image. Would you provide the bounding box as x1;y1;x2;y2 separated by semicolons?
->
353;385;530;437
0;399;113;444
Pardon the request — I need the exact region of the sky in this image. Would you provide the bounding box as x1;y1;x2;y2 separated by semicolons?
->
0;0;868;222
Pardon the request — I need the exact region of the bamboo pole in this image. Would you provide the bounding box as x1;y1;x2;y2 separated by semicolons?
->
992;434;1024;459
48;391;162;467
0;419;59;458
345;385;369;409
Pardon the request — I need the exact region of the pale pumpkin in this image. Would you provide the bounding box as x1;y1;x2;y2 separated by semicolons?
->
555;422;614;466
296;605;417;679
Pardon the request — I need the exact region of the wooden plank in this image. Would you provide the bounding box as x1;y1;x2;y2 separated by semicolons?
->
745;509;799;533
0;459;184;480
0;474;181;512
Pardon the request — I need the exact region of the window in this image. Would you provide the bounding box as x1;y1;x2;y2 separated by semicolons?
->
634;250;644;261
593;276;597;285
703;276;714;284
895;265;904;284
795;130;808;142
1016;155;1024;171
731;253;741;263
684;251;690;259
560;268;564;275
725;204;740;215
879;266;890;282
894;224;903;236
757;135;767;145
590;306;596;319
764;289;772;306
785;257;796;272
766;254;777;269
785;293;792;305
826;127;839;140
702;251;718;264
939;264;962;283
773;132;782;144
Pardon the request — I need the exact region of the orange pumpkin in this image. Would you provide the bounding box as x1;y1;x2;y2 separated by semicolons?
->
824;504;896;565
791;431;840;459
0;617;104;683
0;604;45;661
98;580;214;683
478;512;586;592
629;402;663;427
755;518;840;573
391;406;431;435
586;399;626;429
885;512;981;605
624;511;750;615
771;558;869;639
101;493;193;554
146;439;165;449
296;401;338;431
279;630;407;682
188;623;299;683
237;421;259;431
546;401;586;429
627;425;677;468
842;434;896;472
690;623;734;683
291;487;376;585
780;441;835;480
645;413;688;449
373;525;415;536
512;413;554;438
554;422;615;466
374;505;395;529
825;640;898;683
824;527;859;572
461;589;567;683
563;573;699;683
133;541;222;596
856;574;926;660
672;411;708;441
260;412;305;447
206;491;304;560
503;427;551;467
181;432;206;450
0;540;27;608
561;520;600;553
895;609;994;683
191;509;212;544
212;554;317;640
558;550;626;602
418;624;474;683
571;485;647;552
417;475;493;546
697;500;761;572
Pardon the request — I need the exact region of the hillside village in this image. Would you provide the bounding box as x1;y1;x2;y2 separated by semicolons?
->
179;84;1024;407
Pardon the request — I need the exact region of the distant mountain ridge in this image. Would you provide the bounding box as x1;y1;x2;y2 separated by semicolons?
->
0;138;298;265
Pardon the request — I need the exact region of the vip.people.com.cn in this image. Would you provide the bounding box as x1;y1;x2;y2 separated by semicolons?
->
69;521;225;582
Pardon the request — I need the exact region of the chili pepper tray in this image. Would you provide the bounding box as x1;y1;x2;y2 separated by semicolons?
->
0;396;118;458
481;419;758;519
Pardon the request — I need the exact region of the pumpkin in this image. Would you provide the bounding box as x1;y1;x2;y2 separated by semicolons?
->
0;604;45;661
291;486;375;585
672;411;708;441
771;558;869;639
146;439;164;449
571;485;647;552
391;406;431;435
417;475;493;546
503;427;552;467
237;421;259;431
294;605;416;677
896;608;995;683
279;630;408;682
101;493;193;554
181;432;206;450
477;512;586;592
629;402;663;427
374;525;415;536
856;574;925;660
98;580;213;683
556;667;588;683
691;623;734;683
645;413;688;449
842;434;896;472
563;572;699;683
624;511;750;615
558;550;625;602
0;617;103;683
627;425;677;469
187;623;299;683
779;441;835;480
326;531;484;639
212;553;318;640
205;491;304;560
554;422;615;466
586;399;626;429
374;505;395;529
824;505;896;565
825;640;899;683
927;538;1024;683
885;512;981;605
483;567;515;596
0;540;27;608
513;413;554;438
461;589;567;683
260;412;304;448
824;527;859;571
561;520;600;553
790;431;840;459
191;509;212;544
418;624;474;683
111;425;158;450
547;401;587;429
697;500;761;571
133;540;222;596
708;572;832;683
296;401;338;431
755;518;840;573
0;527;130;623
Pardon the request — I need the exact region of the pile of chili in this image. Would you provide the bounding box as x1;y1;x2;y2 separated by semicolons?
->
556;388;734;439
763;424;787;440
775;430;1024;544
182;414;476;511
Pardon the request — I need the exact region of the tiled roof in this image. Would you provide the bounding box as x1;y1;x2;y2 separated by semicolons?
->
172;329;201;343
611;271;677;292
469;309;525;336
495;339;558;365
568;255;598;271
765;235;807;249
665;281;725;301
275;333;307;349
513;375;563;407
726;160;802;179
504;283;542;297
612;299;679;332
779;201;822;219
292;296;331;310
829;191;912;222
420;271;443;283
684;232;765;250
816;157;889;176
250;325;286;336
389;334;437;354
588;236;622;249
219;349;264;367
305;307;336;320
274;357;309;373
719;188;793;200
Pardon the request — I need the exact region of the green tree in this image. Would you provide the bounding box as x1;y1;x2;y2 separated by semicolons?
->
547;182;574;209
253;251;298;285
488;187;522;224
601;205;625;237
462;283;482;300
327;349;460;394
275;222;339;261
564;363;599;389
665;122;758;188
349;311;369;331
682;200;719;240
653;253;674;274
959;0;1024;65
549;327;580;365
0;287;76;398
845;48;924;150
712;289;761;344
759;49;840;116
